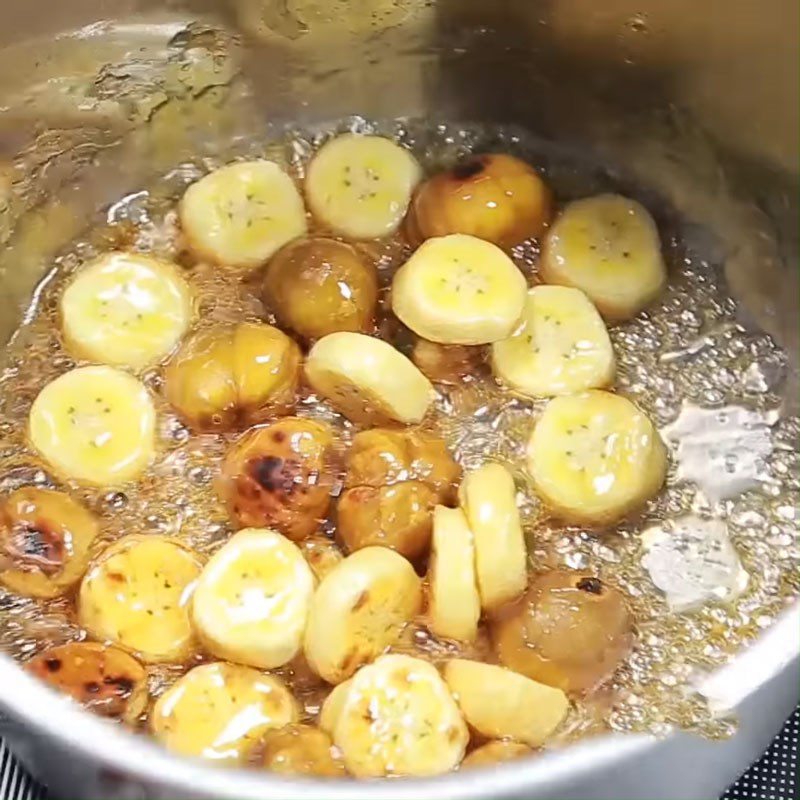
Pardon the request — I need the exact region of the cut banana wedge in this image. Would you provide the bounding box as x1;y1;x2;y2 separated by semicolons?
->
541;194;666;321
78;534;202;663
444;659;568;747
151;662;299;764
28;366;156;486
304;546;422;684
319;679;351;735
305;134;421;239
332;654;468;777
461;741;532;768
180;160;307;271
27;642;148;724
428;506;480;642
305;332;434;425
491;285;615;398
391;234;527;344
526;390;667;526
458;463;527;611
60;252;193;369
191;528;315;669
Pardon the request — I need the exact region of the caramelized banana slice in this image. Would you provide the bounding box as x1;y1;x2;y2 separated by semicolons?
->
262;724;346;777
151;663;299;764
304;547;422;684
332;654;468;777
0;488;99;598
461;741;532;769
27;641;148;723
78;535;202;663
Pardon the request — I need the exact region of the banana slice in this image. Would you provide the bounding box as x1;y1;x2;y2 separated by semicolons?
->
303;546;422;684
191;528;315;669
78;534;202;663
60;252;193;369
458;463;527;611
541;194;667;321
391;234;527;344
444;659;568;747
0;487;99;599
332;654;468;777
526;390;667;526
428;506;480;642
461;741;532;769
151;662;299;764
180;160;307;271
305;332;434;425
491;285;615;398
27;642;148;724
28;366;156;486
305;134;421;239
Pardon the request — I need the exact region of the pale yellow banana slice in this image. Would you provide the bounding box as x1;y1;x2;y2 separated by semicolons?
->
191;528;315;669
444;659;568;747
458;463;527;611
305;332;434;425
392;234;527;344
28;366;156;486
526;390;667;526
151;662;299;764
332;654;468;777
305;134;421;239
428;506;480;642
541;194;667;321
303;546;422;684
78;534;202;663
60;252;193;369
491;285;615;398
180;160;307;271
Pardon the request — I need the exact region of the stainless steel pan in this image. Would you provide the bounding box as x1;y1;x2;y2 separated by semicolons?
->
0;2;797;798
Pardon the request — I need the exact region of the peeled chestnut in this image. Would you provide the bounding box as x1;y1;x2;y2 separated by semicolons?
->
261;723;345;777
218;417;334;540
0;487;99;598
337;481;437;559
345;428;460;502
490;571;633;695
263;237;378;341
411;338;483;385
165;322;300;432
406;154;552;248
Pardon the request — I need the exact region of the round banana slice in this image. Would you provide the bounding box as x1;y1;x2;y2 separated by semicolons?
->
461;741;532;769
541;194;667;321
151;662;299;764
303;546;422;684
60;252;193;369
0;488;99;599
305;134;421;239
191;528;315;669
78;534;202;663
391;234;527;345
526;390;667;526
458;463;527;611
332;654;468;777
28;366;156;486
180;160;307;271
428;506;480;642
444;659;568;748
305;332;434;425
491;285;615;398
27;641;148;724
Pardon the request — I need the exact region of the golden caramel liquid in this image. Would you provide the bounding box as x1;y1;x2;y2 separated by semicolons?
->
0;116;798;750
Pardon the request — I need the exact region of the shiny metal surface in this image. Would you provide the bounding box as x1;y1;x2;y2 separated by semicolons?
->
0;1;797;798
